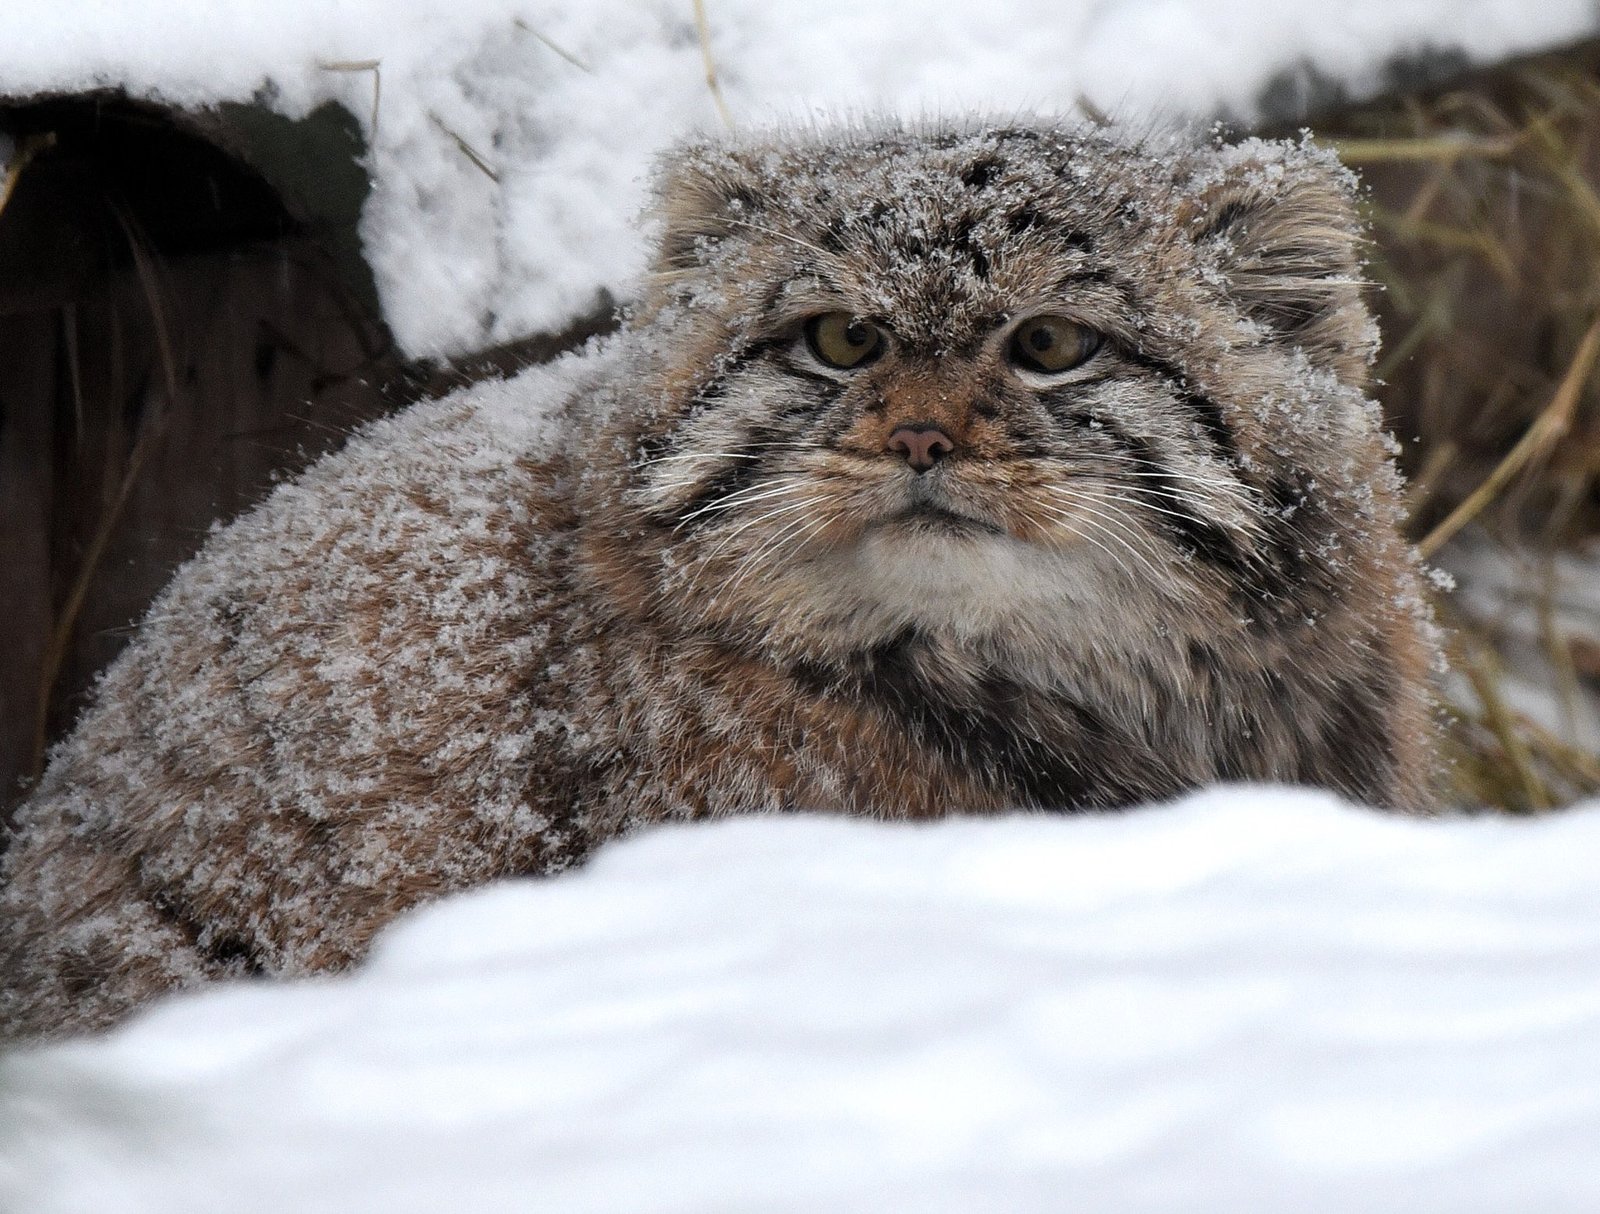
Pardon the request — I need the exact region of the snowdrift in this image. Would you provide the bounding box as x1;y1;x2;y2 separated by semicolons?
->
3;788;1597;1212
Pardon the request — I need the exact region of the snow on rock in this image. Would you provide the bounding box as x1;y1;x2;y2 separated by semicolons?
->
5;1;1596;356
2;787;1598;1212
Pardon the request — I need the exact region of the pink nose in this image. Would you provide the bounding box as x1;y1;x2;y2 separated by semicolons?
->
886;425;955;473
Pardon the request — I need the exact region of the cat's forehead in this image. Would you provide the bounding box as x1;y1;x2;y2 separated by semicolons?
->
742;125;1155;201
700;127;1189;344
743;131;1164;246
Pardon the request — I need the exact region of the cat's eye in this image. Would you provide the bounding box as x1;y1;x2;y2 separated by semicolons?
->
1008;316;1101;374
805;313;886;370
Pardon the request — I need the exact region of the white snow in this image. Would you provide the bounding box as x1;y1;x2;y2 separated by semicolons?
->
4;1;1595;356
3;787;1598;1212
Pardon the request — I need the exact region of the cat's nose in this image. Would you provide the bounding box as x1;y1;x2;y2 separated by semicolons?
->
886;424;955;473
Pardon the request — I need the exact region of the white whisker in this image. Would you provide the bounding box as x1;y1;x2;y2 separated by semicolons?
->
1033;504;1141;583
675;477;812;528
1050;485;1214;530
700;496;820;563
1066;451;1251;499
724;217;833;259
726;507;830;592
682;493;828;605
638;451;763;466
732;505;844;595
1035;494;1170;583
638;441;823;468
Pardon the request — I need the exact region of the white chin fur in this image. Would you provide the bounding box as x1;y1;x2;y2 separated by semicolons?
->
809;526;1126;640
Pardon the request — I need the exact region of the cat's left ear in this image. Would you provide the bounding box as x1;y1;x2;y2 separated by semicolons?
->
650;144;767;277
1183;142;1375;383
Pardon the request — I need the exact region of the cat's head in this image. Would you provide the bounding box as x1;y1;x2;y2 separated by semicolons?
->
614;121;1386;662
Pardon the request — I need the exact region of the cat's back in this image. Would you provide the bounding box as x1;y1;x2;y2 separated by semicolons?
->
0;348;614;1038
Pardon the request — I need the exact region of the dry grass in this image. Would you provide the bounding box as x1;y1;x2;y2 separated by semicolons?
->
1316;42;1600;809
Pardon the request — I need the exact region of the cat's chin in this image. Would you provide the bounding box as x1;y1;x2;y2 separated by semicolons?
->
789;524;1116;635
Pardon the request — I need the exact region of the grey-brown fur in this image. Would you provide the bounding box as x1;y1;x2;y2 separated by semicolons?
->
0;120;1440;1042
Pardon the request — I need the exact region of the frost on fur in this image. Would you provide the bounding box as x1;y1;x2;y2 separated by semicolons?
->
0;120;1440;1043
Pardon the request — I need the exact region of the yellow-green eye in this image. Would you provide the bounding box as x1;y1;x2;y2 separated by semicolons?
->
805;313;885;370
1009;316;1101;374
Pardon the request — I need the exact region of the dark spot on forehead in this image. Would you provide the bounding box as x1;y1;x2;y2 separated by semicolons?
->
949;217;990;280
1006;207;1043;236
1005;206;1096;254
898;232;929;258
818;216;848;254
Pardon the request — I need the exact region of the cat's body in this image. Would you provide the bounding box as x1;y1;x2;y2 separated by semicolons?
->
0;122;1439;1041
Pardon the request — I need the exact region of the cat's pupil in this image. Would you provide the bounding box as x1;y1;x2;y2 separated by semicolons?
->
845;322;869;347
1028;327;1055;353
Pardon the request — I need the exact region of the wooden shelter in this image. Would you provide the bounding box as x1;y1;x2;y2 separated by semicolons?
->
0;94;405;817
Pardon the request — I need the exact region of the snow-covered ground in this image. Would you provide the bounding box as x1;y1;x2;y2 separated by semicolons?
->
2;788;1598;1213
6;1;1597;356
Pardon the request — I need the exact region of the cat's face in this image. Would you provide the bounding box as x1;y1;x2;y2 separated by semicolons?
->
622;124;1372;655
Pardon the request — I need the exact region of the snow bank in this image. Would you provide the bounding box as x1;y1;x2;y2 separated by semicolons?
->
3;787;1598;1212
5;1;1595;356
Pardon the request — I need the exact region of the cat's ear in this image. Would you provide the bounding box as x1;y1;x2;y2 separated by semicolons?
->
1184;143;1375;382
650;145;768;278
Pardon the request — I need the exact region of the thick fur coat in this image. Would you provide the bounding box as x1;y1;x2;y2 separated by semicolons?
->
0;122;1439;1040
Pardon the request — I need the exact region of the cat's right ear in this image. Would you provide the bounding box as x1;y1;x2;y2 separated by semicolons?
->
651;146;767;277
1180;141;1376;385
